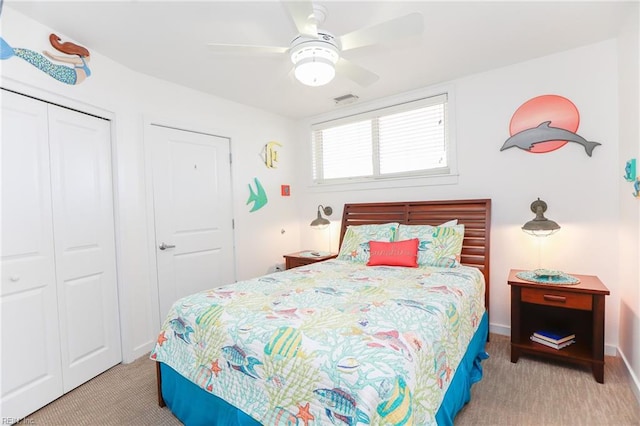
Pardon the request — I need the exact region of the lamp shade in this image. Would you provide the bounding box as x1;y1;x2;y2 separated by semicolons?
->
522;198;560;237
310;205;333;229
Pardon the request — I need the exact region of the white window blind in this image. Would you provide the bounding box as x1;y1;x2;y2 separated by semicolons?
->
312;93;448;184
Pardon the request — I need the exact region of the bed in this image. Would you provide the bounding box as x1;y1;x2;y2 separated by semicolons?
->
152;199;491;426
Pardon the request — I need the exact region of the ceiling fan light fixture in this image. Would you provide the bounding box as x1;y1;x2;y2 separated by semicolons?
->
290;40;339;87
294;57;335;86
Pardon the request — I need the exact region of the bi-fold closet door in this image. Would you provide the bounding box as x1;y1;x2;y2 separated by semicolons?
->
0;89;121;420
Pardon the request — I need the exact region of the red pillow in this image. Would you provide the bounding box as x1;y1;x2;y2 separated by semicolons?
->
367;238;419;267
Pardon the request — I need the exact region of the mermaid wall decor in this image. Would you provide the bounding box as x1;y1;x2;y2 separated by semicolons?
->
0;33;91;85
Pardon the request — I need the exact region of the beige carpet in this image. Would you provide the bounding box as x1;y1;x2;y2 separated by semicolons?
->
27;334;639;425
456;335;639;425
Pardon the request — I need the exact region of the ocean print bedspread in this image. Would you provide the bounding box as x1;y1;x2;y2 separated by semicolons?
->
151;259;485;425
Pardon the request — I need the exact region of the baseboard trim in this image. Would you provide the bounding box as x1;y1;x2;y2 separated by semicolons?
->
604;344;618;357
489;323;510;337
122;340;154;364
489;323;617;356
618;347;640;405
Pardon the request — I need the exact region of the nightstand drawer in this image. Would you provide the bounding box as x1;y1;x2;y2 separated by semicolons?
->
287;257;316;268
521;287;592;310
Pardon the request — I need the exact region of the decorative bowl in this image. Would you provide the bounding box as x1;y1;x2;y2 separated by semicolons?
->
533;269;563;278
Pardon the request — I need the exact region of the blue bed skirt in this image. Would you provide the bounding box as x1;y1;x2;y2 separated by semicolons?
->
159;312;488;425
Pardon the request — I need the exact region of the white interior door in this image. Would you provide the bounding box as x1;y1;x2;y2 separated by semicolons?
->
47;105;121;393
0;90;63;419
150;125;235;322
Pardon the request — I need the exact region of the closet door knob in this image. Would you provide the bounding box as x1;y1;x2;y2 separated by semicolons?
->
159;243;176;250
9;275;20;282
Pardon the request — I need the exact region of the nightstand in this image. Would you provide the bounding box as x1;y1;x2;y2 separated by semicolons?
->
508;269;610;383
283;251;337;270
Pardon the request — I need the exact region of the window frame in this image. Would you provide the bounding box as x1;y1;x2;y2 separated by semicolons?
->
308;86;458;189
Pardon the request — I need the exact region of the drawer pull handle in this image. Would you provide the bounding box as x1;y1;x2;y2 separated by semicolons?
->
544;294;566;303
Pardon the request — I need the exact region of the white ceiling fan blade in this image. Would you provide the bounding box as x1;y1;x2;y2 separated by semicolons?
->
339;12;424;51
336;58;379;87
207;43;289;55
283;0;318;38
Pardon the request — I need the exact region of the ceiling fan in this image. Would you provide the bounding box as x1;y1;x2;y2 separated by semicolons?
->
207;1;424;87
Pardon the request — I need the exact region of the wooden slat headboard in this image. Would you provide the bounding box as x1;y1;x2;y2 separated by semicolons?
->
339;199;492;313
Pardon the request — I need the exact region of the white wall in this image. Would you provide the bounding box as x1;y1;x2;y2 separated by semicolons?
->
617;4;640;399
1;7;300;362
297;40;622;353
3;6;636;377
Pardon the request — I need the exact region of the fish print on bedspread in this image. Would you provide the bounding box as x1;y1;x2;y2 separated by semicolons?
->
150;260;485;425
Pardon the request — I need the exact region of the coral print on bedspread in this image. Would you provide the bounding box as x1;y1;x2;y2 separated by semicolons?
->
150;259;485;425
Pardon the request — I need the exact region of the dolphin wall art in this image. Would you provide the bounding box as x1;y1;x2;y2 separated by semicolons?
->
501;121;601;157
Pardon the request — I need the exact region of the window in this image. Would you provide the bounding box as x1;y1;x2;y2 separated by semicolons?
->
312;93;449;184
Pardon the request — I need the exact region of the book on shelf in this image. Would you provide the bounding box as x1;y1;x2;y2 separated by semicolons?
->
533;330;576;344
530;335;575;350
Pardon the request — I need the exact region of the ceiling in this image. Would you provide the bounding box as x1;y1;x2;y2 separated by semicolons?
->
4;1;635;119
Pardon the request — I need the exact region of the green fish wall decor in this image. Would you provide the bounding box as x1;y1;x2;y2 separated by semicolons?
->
247;177;268;212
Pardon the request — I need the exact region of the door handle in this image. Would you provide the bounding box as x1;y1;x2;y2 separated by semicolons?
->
159;242;176;250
